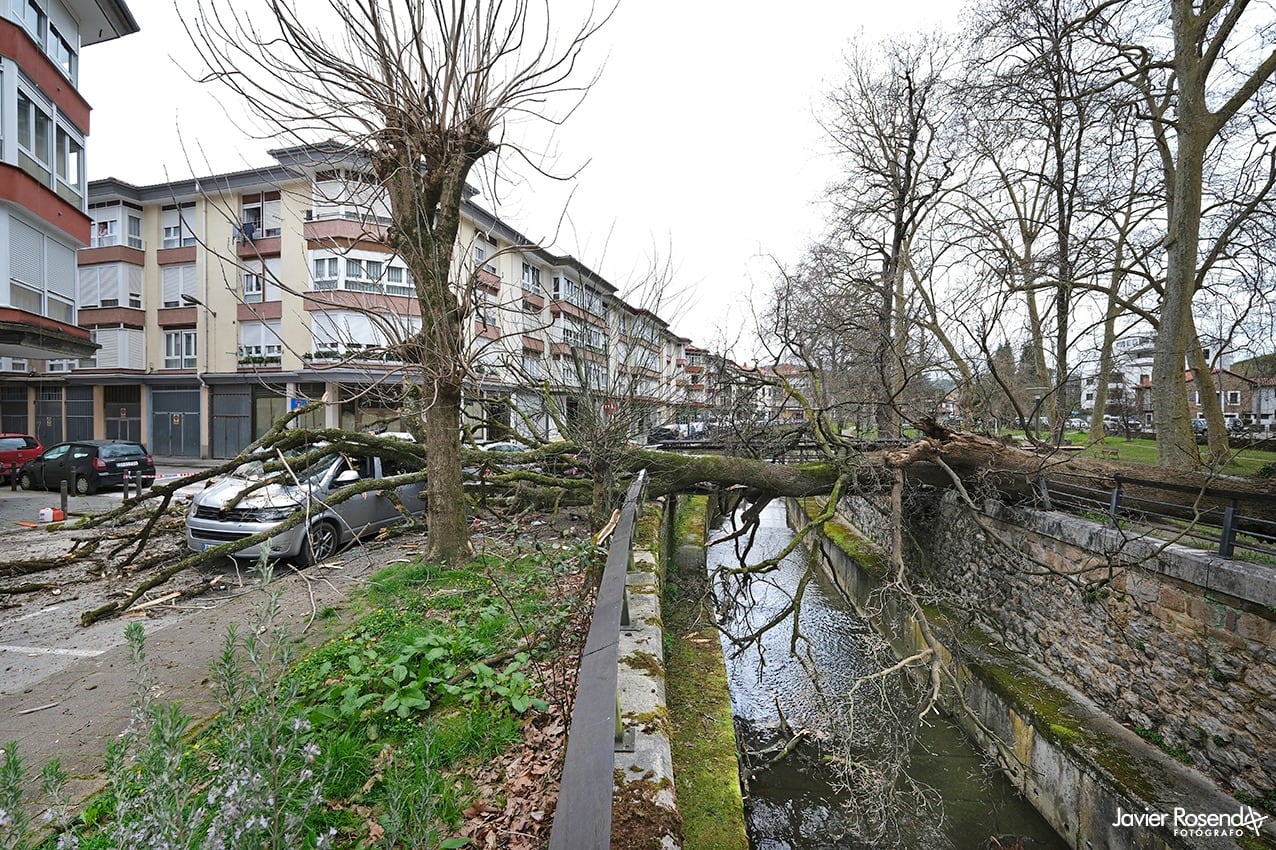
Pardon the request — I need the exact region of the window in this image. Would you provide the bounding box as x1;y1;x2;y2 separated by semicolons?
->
240;192;281;239
18;0;46;42
17;90;52;171
238;321;283;362
161;264;196;307
1226;391;1241;406
345;258;363;280
313;257;338;289
55;126;83;195
243;272;264;303
164;330;197;369
386;266;413;297
81;264;143;309
127;215;142;249
91;219;118;248
47;294;73;324
523;353;543;380
473;237;497;274
365;260;383;281
48;26;76;81
521;262;542;293
10;282;42;314
161;205;196;248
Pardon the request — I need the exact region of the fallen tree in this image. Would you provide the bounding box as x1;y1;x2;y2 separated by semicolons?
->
7;409;1273;627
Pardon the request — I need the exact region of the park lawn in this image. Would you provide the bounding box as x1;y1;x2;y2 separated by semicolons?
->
1073;435;1276;476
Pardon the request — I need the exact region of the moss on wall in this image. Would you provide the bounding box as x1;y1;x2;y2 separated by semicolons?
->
664;495;750;850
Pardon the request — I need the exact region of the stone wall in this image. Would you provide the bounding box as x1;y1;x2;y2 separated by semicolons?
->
841;490;1276;804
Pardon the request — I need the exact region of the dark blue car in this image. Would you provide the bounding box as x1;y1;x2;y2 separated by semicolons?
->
19;440;155;495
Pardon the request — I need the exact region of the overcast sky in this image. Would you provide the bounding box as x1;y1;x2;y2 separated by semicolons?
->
78;0;962;355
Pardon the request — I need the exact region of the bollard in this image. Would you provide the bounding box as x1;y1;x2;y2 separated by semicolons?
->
8;462;15;492
60;479;69;514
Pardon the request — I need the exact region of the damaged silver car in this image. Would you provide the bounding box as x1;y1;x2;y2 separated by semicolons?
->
185;445;426;565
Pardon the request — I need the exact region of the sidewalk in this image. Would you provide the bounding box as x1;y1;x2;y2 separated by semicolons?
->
0;541;395;811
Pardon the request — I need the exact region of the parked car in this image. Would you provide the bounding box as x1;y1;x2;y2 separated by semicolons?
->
1064;417;1088;431
0;434;42;480
185;443;426;565
19;440;154;495
1191;418;1209;436
647;423;684;443
479;439;530;453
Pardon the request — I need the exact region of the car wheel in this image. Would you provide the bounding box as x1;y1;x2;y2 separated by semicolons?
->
74;475;96;496
140;476;155;489
297;520;341;567
18;472;34;491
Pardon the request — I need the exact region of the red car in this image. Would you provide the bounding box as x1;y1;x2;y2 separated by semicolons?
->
0;434;42;481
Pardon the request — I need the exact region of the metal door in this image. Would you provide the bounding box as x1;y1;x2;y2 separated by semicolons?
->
66;387;94;441
0;386;29;435
151;388;201;457
35;386;63;447
104;385;142;442
211;387;252;458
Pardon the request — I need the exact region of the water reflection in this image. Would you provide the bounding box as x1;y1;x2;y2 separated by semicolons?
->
708;502;1068;850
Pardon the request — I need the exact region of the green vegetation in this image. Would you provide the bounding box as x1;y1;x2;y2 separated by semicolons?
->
664;495;749;850
1068;435;1276;475
2;543;594;850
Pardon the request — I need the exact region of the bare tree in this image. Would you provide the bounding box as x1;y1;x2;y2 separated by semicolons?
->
822;36;959;439
1105;0;1276;468
187;0;609;561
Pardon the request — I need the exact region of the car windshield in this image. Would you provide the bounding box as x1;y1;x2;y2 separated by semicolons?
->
232;445;340;485
0;437;31;450
99;443;145;459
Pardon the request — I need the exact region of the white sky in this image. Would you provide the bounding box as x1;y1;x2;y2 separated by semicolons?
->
78;0;962;355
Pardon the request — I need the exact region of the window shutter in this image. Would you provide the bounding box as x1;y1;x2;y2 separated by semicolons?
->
264;257;282;300
162;266;182;306
79;266;100;308
47;240;76;298
181;264;196;300
128;265;143;307
99;264;120;305
98;328;121;368
10;219;43;286
264;199;282;234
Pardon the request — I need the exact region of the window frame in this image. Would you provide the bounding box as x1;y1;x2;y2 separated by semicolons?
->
163;329;198;369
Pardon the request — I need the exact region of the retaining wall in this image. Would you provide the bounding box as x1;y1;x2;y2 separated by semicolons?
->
800;495;1276;849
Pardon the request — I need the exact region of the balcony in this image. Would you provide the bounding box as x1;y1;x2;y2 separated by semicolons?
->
475;268;501;294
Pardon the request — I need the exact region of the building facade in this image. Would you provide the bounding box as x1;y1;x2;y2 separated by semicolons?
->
0;0;137;439
0;143;717;457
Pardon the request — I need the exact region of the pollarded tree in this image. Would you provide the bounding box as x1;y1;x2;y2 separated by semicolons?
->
187;0;609;561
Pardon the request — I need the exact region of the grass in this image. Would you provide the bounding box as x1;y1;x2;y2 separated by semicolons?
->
663;496;749;850
1032;432;1276;476
8;540;595;850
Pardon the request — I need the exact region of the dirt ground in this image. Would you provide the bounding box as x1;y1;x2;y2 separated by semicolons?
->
0;497;443;809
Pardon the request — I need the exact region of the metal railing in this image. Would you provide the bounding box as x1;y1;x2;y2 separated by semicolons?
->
548;470;646;850
1036;473;1276;562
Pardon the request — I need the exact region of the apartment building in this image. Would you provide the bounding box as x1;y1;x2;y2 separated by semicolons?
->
0;142;710;458
0;0;138;437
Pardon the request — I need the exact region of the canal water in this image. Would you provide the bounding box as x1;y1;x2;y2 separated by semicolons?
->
708;502;1069;850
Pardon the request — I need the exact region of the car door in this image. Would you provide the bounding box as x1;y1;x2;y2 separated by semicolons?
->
377;455;428;527
34;444;71;490
328;454;379;537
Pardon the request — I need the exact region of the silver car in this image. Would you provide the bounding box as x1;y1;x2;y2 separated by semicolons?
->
185;447;426;565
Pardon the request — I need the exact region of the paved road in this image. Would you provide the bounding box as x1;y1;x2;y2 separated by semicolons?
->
0;458;215;526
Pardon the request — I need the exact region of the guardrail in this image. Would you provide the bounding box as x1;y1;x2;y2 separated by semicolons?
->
548;469;647;850
1036;473;1276;561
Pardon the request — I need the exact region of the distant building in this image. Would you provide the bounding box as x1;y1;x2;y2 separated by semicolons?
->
0;143;714;456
